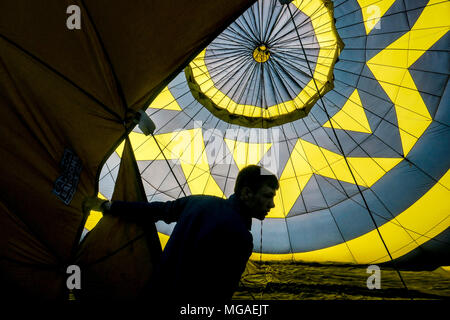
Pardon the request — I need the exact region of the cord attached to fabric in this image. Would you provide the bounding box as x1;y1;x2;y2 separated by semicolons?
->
284;2;411;297
151;132;187;198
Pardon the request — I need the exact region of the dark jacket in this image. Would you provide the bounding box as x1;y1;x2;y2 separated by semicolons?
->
108;194;253;302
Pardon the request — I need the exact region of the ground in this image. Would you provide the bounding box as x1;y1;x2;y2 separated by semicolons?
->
233;262;450;300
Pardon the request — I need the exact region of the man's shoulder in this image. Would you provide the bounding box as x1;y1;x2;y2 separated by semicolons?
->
187;194;225;201
184;194;227;207
178;195;227;216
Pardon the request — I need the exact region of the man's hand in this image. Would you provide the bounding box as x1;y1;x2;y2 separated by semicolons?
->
82;196;110;213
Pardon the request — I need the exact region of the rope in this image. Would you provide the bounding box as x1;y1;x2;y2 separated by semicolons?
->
285;2;411;297
260;220;265;299
151;133;187;197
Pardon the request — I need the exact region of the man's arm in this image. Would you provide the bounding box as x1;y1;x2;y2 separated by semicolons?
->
108;198;190;223
83;196;190;224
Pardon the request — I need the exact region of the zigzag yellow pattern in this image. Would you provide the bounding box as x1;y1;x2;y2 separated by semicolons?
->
367;0;449;156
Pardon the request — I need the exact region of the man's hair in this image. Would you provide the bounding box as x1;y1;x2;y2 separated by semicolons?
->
234;165;279;197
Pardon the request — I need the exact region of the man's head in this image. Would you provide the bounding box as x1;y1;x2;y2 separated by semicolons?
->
234;165;279;220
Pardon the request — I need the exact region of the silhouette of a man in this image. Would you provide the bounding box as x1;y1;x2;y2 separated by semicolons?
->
88;165;278;302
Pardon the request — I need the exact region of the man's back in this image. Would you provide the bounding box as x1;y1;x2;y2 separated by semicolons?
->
151;195;253;302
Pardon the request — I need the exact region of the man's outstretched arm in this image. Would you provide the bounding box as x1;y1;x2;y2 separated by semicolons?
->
83;196;190;224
